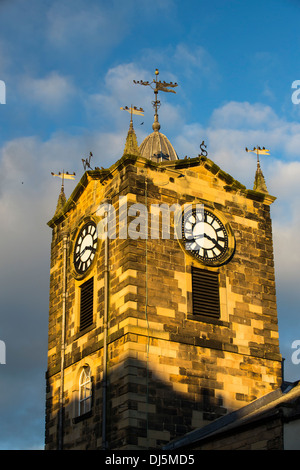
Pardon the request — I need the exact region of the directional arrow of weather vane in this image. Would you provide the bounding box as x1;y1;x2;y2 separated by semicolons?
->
133;68;178;118
51;170;76;189
245;146;270;162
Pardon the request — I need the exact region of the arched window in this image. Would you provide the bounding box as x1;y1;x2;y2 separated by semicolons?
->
79;366;92;416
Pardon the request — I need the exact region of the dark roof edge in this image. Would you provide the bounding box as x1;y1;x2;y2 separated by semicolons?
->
162;155;276;204
163;381;299;450
47;154;140;227
47;153;275;228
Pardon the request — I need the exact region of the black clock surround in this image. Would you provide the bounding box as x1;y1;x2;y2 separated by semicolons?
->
73;221;98;275
180;204;235;266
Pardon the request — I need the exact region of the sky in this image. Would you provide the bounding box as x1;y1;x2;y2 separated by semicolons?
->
1;0;300;450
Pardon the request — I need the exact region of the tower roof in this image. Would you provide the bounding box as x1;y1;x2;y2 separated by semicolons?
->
253;160;268;194
53;185;67;218
139;129;178;162
123;119;141;157
138;91;178;162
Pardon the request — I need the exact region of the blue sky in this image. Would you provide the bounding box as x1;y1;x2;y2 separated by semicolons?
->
1;0;300;450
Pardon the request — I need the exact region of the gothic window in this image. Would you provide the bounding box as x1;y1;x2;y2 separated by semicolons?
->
79;365;92;416
192;267;220;318
79;277;94;331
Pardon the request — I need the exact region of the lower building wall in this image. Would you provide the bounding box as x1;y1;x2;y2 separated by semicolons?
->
45;324;282;450
284;420;300;450
190;417;283;450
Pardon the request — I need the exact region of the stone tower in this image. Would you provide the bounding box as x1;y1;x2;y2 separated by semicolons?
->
45;85;282;450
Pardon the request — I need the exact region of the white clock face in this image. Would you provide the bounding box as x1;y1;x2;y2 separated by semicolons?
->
182;208;229;265
74;222;98;274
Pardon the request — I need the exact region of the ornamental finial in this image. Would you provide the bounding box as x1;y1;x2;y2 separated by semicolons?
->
133;69;178;132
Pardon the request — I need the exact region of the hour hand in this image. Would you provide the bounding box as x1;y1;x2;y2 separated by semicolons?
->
75;247;86;260
75;245;91;260
85;245;96;253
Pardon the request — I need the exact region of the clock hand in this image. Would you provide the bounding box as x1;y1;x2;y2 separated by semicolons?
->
191;233;205;240
204;234;215;242
76;245;96;262
85;246;96;253
75;246;88;260
204;234;225;251
193;233;223;247
187;232;224;252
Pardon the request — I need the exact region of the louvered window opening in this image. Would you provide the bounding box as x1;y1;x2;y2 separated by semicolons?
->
80;277;94;331
192;267;220;318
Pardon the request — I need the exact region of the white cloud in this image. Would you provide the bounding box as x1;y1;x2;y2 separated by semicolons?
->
270;160;300;201
184;102;300;193
0;128;127;242
210;101;280;130
83;63;159;137
270;160;300;289
20;72;76;112
173;122;205;158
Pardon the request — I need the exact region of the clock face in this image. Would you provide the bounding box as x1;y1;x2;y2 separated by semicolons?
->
182;207;230;265
74;222;98;274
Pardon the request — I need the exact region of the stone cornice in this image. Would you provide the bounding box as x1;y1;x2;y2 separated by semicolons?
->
47;154;276;228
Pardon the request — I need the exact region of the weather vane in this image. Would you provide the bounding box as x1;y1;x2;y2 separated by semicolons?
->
51;170;76;190
245;146;270;164
82;152;93;171
120;105;144;125
199;140;208;157
133;69;178;131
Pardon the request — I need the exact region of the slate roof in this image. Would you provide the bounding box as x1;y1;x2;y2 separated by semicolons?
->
163;380;300;450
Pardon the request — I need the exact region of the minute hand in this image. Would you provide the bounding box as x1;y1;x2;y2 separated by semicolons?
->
76;246;87;260
85;246;96;253
204;234;225;251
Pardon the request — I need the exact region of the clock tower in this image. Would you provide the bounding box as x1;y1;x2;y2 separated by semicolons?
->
45;72;282;450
